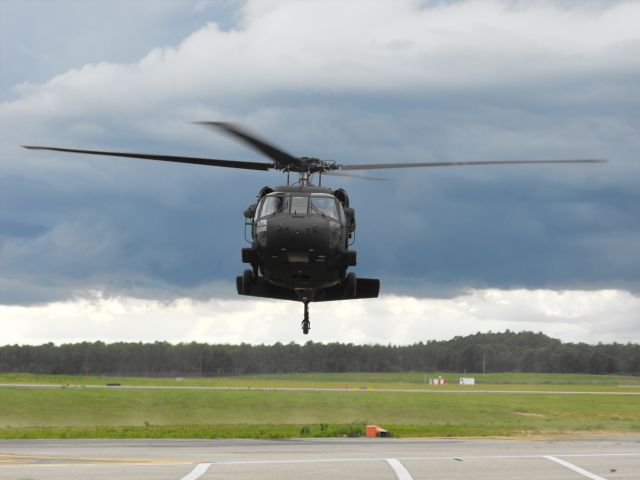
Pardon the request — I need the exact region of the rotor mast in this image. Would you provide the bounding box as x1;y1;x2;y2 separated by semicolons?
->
299;171;310;186
291;156;327;187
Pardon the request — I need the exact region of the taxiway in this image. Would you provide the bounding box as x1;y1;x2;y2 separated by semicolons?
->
0;436;638;479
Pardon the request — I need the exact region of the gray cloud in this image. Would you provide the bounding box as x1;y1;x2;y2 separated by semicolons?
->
1;0;639;307
0;0;244;99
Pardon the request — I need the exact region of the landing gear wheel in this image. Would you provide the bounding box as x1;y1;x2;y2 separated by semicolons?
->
345;272;357;298
301;301;310;335
242;269;254;294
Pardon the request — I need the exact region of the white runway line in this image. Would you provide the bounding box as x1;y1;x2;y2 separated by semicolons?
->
386;458;413;480
544;456;607;480
180;463;211;480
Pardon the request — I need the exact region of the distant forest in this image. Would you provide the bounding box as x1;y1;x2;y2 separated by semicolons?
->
0;331;638;376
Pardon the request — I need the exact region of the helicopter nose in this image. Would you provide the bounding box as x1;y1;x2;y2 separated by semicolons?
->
264;215;335;262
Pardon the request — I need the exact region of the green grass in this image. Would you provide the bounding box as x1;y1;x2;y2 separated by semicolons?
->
0;373;639;439
0;422;370;440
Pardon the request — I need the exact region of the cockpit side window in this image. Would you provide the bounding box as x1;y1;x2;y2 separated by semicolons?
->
259;195;289;218
310;196;339;220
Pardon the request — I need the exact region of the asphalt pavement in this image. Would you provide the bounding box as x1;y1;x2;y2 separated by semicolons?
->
1;435;639;479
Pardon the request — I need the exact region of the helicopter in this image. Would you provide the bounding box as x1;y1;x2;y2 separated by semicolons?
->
23;122;605;334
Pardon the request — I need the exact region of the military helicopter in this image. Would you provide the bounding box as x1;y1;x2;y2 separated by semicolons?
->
23;122;605;334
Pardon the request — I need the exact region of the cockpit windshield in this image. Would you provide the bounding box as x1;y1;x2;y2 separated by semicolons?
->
310;196;339;220
259;193;340;221
290;196;308;214
259;195;289;218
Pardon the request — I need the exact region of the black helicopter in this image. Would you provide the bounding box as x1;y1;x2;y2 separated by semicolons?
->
23;122;604;334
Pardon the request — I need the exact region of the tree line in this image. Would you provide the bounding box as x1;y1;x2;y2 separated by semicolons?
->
0;331;638;376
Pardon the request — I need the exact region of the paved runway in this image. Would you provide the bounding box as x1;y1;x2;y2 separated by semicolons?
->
1;436;639;479
2;383;639;395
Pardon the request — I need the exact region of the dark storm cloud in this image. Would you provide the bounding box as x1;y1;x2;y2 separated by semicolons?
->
1;0;639;304
3;90;638;303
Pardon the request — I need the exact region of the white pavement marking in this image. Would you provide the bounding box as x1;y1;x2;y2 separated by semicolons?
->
386;459;413;480
544;456;608;480
180;463;211;480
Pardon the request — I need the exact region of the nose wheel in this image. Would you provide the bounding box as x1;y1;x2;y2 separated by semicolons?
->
301;300;310;335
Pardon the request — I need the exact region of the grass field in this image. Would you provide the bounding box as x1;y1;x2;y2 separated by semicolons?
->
0;372;638;439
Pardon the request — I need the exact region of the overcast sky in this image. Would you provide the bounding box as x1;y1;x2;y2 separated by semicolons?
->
1;0;638;346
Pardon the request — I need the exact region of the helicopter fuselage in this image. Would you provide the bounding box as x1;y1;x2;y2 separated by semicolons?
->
237;185;379;313
254;189;346;291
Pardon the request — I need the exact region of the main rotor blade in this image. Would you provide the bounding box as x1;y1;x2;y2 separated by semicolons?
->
22;146;274;171
324;171;388;181
339;159;607;171
195;121;303;170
